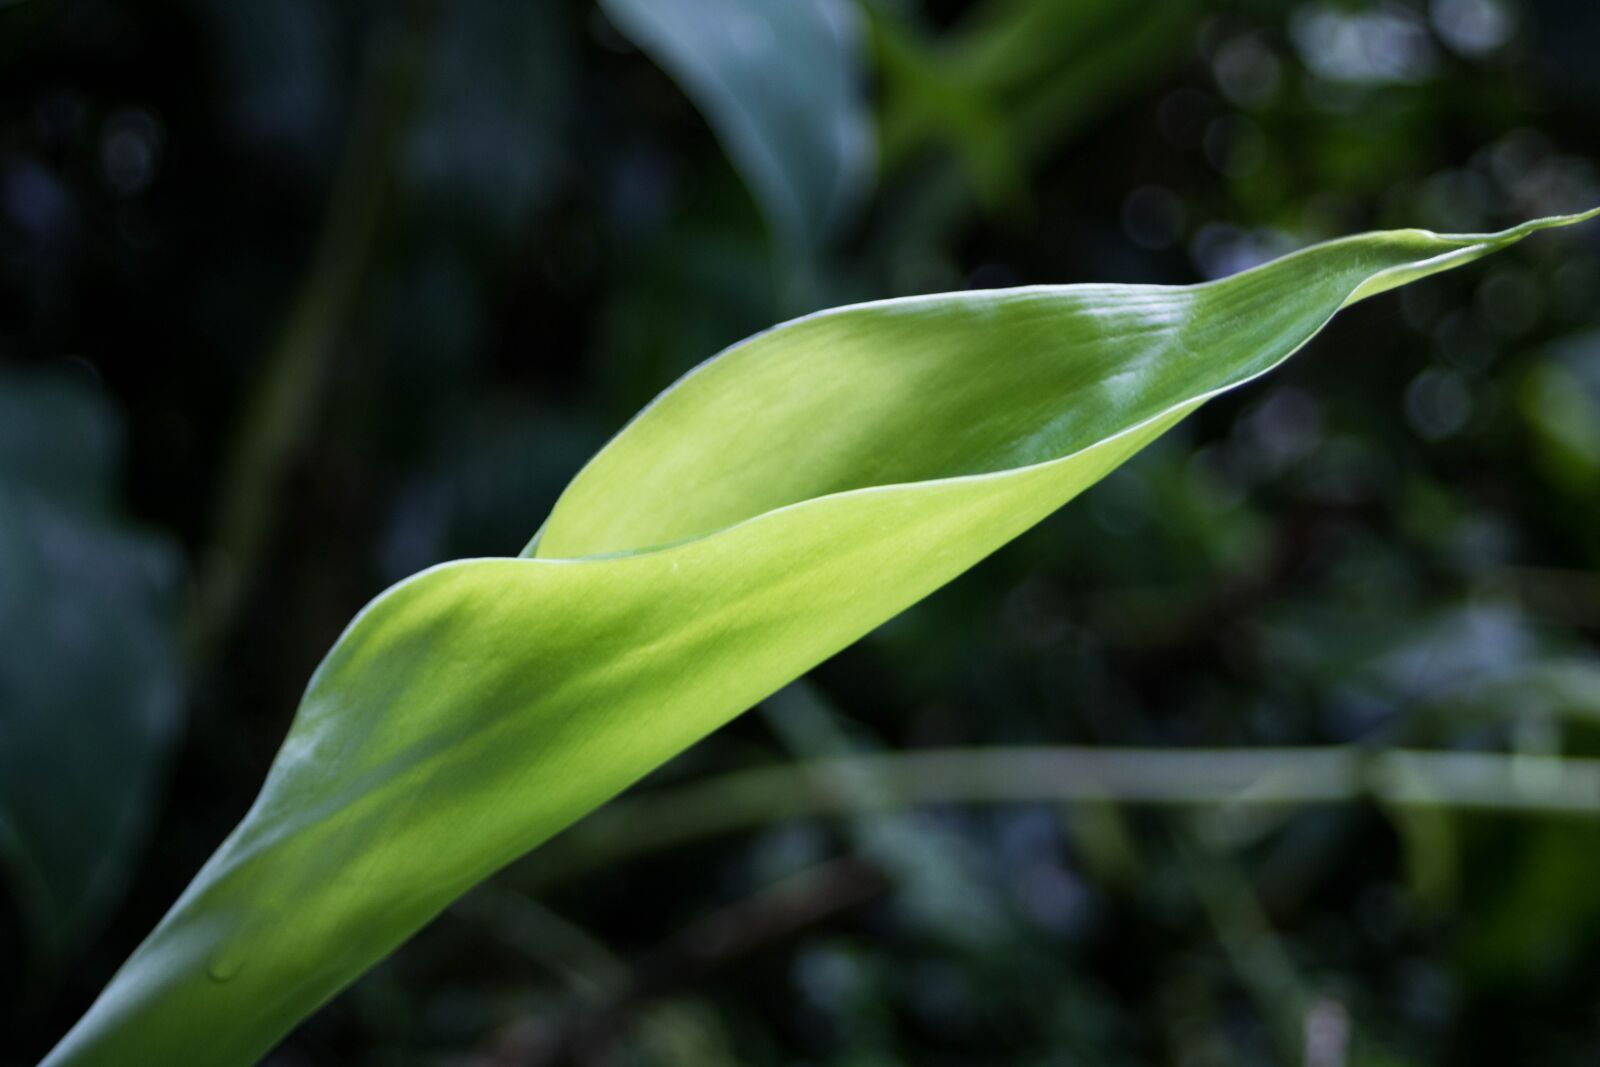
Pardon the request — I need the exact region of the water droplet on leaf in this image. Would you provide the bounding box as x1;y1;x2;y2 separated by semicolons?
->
207;945;246;982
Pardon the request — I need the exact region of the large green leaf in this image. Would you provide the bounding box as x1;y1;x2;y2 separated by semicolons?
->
42;210;1595;1065
0;373;184;966
599;0;875;252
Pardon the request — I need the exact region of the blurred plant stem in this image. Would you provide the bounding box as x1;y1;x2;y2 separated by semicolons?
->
462;862;881;1067
533;857;886;1067
519;746;1600;891
459;884;628;1002
1172;824;1315;1065
867;0;1200;258
184;3;434;663
762;683;1007;944
457;884;740;1065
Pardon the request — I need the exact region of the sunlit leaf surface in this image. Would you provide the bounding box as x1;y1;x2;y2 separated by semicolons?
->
42;210;1596;1066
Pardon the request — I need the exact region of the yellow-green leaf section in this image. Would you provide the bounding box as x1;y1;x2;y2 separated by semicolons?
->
43;209;1597;1067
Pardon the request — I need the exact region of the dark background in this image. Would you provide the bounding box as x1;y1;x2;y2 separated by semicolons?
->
5;0;1600;1063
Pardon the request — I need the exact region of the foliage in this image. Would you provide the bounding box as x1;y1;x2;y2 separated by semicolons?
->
0;372;183;967
5;0;1600;1064
42;212;1596;1066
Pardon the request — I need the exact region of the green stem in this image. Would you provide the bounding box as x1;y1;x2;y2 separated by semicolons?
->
185;6;432;662
1172;825;1313;1063
516;746;1600;890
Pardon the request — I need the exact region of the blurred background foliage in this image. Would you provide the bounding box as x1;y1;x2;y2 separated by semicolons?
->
3;0;1600;1063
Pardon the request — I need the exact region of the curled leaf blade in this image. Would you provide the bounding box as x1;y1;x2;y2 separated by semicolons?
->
42;209;1596;1067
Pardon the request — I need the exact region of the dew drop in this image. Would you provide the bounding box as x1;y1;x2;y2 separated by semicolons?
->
207;944;247;983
